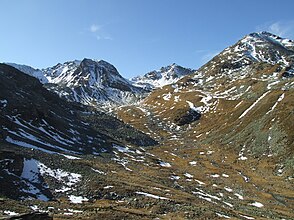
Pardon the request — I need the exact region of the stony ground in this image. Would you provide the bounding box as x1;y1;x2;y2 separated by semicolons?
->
1;104;293;219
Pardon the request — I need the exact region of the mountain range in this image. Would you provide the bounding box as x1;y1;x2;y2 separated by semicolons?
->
8;59;193;108
1;31;294;219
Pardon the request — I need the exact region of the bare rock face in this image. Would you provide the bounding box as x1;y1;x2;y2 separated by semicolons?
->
7;59;148;107
43;58;146;106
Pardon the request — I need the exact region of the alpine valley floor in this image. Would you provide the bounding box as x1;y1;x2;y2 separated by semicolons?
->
0;106;293;219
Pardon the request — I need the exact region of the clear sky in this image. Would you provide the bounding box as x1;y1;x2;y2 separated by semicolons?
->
1;0;294;78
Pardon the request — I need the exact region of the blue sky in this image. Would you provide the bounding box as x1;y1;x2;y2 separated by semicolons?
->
1;0;294;78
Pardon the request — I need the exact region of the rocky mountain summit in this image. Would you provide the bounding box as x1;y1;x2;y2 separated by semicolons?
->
202;31;294;77
131;63;195;90
1;32;294;219
43;58;145;106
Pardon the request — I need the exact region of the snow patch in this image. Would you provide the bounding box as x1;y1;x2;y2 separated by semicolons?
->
239;91;270;118
113;144;134;153
5;136;56;154
195;179;206;185
250;201;264;208
223;201;234;207
162;93;172;101
239;156;248;161
61;154;81;160
216;213;231;219
239;214;255;219
136;192;168;200
55;186;71;193
21;158;81;197
266;93;284;114
189;161;197;166
184;173;193;178
186;101;207;113
159;161;171;167
91;168;106;175
68;195;89;204
0;99;7;108
224;187;233;192
234;193;244;200
210;174;220;178
234;100;243;109
4;211;19;216
170;175;180;180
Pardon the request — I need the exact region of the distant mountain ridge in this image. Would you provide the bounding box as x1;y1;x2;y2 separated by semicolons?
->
7;59;194;106
131;63;195;89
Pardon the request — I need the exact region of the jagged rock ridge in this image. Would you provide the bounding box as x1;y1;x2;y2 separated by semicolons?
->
131;63;195;89
8;60;195;107
43;58;145;106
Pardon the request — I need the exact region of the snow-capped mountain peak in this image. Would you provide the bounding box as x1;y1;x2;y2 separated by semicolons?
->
219;31;294;67
131;63;195;89
247;31;294;51
199;31;294;82
6;58;147;106
43;60;81;83
43;58;130;88
42;58;145;106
